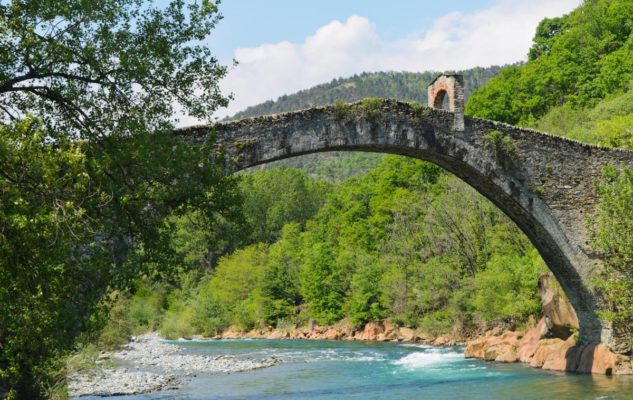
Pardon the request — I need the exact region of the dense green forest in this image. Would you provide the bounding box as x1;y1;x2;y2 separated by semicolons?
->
1;0;633;399
109;159;544;345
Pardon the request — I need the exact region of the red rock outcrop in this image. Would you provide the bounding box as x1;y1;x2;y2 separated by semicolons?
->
465;330;522;362
215;319;440;345
397;327;416;342
464;274;630;375
517;318;548;362
432;335;453;346
354;321;385;341
465;317;631;374
538;274;579;339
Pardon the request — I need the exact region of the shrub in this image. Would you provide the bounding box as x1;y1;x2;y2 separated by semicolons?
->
126;282;168;334
333;100;350;120
191;291;229;336
160;304;197;340
97;294;133;351
472;249;544;324
592;165;633;339
358;97;383;118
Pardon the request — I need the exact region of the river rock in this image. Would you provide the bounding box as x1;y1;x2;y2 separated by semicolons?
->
383;319;396;336
222;325;243;339
397;327;416;342
324;327;342;340
269;330;290;339
355;321;385;341
464;336;488;359
465;319;629;375
69;368;180;397
432;335;452;346
529;338;562;368
573;343;618;374
517;318;549;362
465;330;521;362
68;333;280;397
495;347;519;363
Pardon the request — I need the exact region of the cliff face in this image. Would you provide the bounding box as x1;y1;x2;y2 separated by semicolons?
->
464;274;632;375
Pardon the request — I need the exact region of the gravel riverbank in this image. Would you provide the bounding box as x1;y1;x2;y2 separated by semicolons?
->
68;333;280;397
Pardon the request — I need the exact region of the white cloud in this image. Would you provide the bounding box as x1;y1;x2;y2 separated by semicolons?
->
203;0;580;121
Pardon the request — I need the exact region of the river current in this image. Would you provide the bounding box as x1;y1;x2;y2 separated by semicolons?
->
83;339;633;399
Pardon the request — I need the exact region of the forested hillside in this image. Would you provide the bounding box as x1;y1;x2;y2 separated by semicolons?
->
467;0;633;151
230;67;504;120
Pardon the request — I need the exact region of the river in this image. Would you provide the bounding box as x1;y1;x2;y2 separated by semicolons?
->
79;339;633;399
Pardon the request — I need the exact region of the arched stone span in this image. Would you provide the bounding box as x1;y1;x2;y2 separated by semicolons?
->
178;98;633;352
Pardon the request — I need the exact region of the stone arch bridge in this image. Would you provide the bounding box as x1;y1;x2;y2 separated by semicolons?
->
178;75;633;352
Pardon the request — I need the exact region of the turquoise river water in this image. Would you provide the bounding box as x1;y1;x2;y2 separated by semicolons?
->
84;339;633;399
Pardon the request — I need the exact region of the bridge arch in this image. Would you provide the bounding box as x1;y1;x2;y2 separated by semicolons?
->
179;92;633;353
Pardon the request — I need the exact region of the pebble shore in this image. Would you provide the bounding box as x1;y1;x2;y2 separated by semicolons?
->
68;333;280;397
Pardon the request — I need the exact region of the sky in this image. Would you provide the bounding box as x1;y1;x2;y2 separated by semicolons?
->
195;0;582;121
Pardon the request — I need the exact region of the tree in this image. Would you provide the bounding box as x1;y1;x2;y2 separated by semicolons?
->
466;0;633;126
528;16;568;61
348;254;385;327
240;167;329;243
593;166;633;342
0;118;111;399
260;224;303;325
0;1;238;398
300;242;345;325
0;0;229;134
472;249;544;325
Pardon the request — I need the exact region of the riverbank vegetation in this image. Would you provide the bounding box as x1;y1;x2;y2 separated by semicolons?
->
592;166;633;342
102;159;546;344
